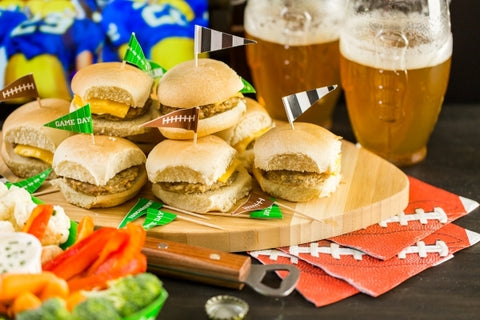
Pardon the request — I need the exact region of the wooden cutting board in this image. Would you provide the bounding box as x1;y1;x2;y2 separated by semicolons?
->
0;140;409;252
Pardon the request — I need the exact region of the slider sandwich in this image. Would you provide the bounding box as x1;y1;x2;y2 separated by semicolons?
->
70;62;158;138
216;97;273;171
252;122;342;202
1;98;74;178
156;58;247;139
146;135;252;213
51;134;147;209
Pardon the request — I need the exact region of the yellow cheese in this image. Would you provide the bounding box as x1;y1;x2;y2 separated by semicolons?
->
233;126;271;153
73;95;130;118
217;159;242;183
14;145;54;165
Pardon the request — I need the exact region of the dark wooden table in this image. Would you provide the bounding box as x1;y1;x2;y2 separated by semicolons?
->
155;102;480;319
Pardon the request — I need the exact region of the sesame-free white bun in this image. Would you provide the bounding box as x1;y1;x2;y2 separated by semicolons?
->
69;100;160;138
252;122;342;202
51;134;147;208
146;135;252;213
71;62;153;108
1;98;74;178
157;58;244;108
156;58;246;139
216;98;273;149
70;62;158;137
216;97;273;170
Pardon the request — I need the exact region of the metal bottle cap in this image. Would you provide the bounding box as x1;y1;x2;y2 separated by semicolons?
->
205;295;249;320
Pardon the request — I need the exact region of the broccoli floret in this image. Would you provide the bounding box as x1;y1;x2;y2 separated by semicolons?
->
71;297;121;320
83;272;163;317
16;298;71;320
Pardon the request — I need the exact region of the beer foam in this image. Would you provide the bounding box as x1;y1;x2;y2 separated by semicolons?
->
244;0;346;45
340;14;452;70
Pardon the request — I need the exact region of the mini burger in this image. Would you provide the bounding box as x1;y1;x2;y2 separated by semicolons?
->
1;98;74;178
156;58;247;139
252;122;342;202
146;135;252;213
70;62;158;138
51;134;147;209
216;97;273;171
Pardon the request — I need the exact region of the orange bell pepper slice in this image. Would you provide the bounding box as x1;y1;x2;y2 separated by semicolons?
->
22;204;54;241
74;215;95;244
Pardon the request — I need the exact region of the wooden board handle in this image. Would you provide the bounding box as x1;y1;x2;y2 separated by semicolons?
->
142;237;251;289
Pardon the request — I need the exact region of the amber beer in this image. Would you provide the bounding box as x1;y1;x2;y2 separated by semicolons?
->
244;0;346;128
340;11;453;166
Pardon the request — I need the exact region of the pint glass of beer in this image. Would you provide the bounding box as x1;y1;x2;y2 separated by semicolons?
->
244;0;346;128
340;0;453;166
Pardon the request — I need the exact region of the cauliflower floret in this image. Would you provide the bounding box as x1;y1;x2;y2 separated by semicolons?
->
0;221;15;233
0;185;35;227
0;182;7;194
0;183;70;246
42;205;71;246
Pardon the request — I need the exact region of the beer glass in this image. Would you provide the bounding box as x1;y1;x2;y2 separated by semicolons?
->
244;0;346;128
340;0;452;166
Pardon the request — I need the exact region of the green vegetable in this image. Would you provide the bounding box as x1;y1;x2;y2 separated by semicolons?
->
82;272;163;317
15;298;70;320
71;297;121;320
14;273;163;320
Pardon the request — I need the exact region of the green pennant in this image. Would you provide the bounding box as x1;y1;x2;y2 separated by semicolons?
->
118;197;163;228
240;77;256;94
8;168;51;194
249;204;283;219
143;208;177;230
123;33;151;72
148;60;167;79
43;104;93;134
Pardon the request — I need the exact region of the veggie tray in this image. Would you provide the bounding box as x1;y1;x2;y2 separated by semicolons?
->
0;139;410;252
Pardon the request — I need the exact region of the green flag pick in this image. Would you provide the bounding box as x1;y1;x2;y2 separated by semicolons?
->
123;32;151;72
143;208;177;230
43;104;93;134
118;198;163;228
148;60;167;79
6;168;52;194
249;204;283;219
240;77;256;94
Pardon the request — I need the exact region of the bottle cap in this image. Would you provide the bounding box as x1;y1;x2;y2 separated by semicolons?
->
205;295;249;320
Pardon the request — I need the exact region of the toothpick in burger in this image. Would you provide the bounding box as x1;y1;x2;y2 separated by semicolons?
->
156;58;247;139
1;98;74;178
51;134;147;209
252;122;342;202
146;135;252;213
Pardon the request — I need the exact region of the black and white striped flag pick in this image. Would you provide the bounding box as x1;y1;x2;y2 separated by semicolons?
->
282;85;338;128
194;25;256;55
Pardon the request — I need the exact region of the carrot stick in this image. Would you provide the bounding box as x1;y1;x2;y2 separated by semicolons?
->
65;291;86;311
38;275;69;301
0;272;59;303
9;291;42;316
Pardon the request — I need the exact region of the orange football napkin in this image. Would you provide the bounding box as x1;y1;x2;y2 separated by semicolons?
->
249;177;480;306
329;177;478;260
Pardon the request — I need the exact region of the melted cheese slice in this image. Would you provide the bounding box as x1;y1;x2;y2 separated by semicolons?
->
14;145;54;165
73;95;130;118
217;159;242;183
233;127;271;153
